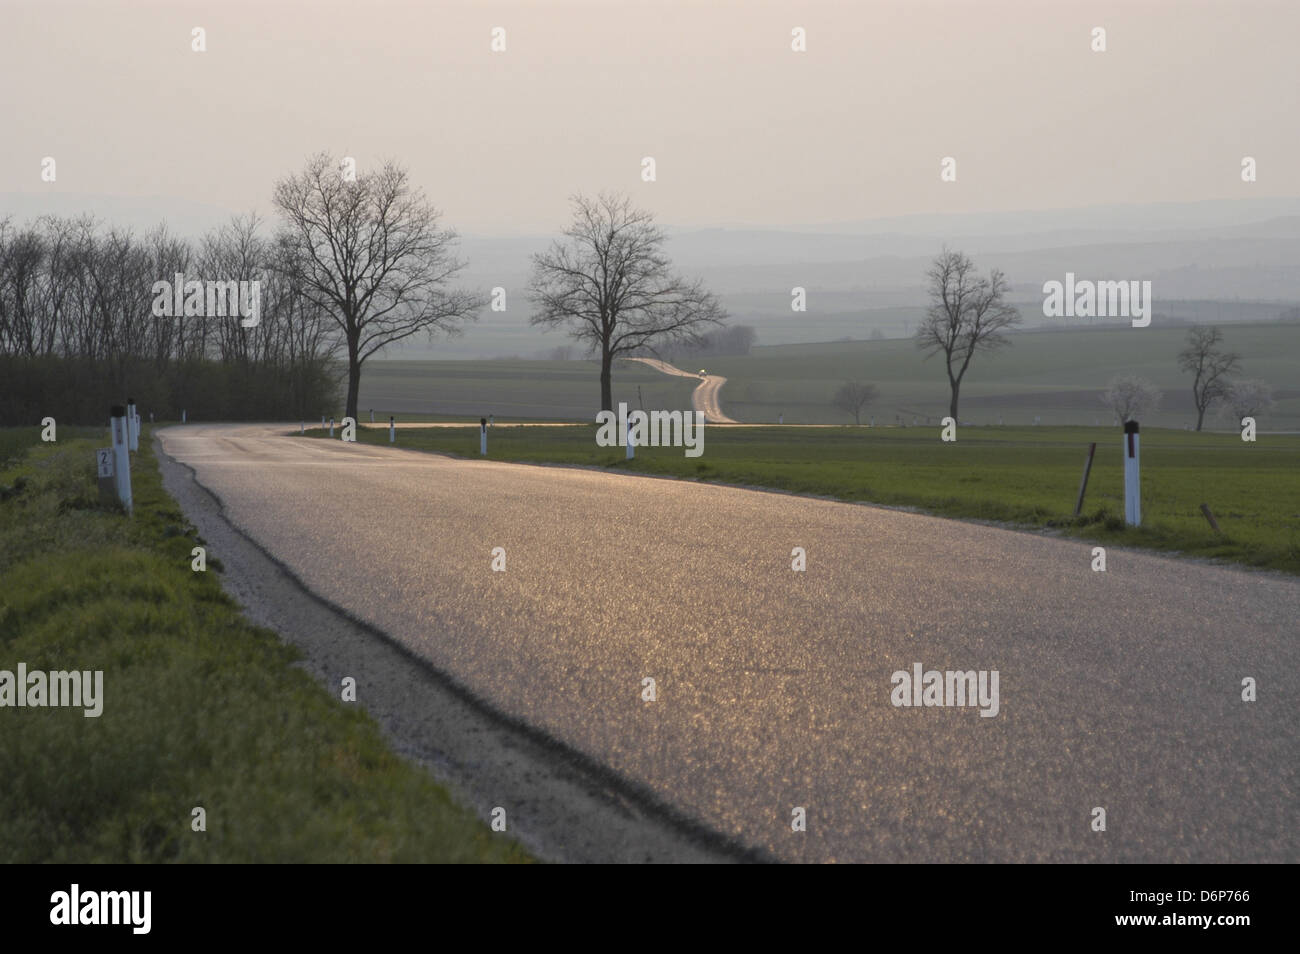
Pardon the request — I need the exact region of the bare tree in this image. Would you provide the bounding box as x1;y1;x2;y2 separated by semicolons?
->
1224;379;1274;423
529;192;726;411
1101;375;1161;424
274;152;481;418
915;248;1021;419
831;381;878;424
1177;326;1240;431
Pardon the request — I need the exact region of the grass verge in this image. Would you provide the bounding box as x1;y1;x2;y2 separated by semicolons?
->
326;422;1300;576
0;426;532;863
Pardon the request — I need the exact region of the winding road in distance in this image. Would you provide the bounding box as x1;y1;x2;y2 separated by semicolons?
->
628;357;740;424
158;423;1299;863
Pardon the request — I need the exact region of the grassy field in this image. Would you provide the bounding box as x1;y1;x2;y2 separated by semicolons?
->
356;321;1300;429
356;357;697;421
0;426;532;863
329;422;1300;575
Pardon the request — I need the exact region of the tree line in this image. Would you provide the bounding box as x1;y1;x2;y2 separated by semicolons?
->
0;212;337;425
3;157;730;426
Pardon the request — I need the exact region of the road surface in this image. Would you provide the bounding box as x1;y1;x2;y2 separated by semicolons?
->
628;358;740;424
158;423;1299;863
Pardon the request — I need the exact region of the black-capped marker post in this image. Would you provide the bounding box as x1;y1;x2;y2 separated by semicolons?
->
389;416;395;443
1124;421;1141;526
109;404;132;515
480;417;487;455
126;397;139;452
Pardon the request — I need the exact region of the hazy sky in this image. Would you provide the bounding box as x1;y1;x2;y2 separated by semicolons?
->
3;0;1298;234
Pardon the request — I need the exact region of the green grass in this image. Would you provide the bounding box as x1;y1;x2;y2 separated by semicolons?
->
355;356;697;422
705;322;1300;428
324;422;1300;575
0;426;533;863
357;321;1300;429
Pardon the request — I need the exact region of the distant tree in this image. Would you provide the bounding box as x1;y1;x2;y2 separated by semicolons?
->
869;327;886;340
657;323;756;360
1224;379;1274;423
1101;375;1162;424
529;192;726;411
831;381;878;424
916;248;1021;419
274;152;481;419
1177;326;1240;431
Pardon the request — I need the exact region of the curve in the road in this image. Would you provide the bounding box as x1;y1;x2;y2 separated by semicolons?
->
628;357;740;424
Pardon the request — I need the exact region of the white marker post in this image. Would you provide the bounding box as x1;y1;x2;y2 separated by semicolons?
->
181;409;187;424
626;416;635;459
1123;420;1141;526
300;422;304;434
480;417;488;455
329;417;335;438
321;416;325;431
126;397;139;452
370;409;375;423
109;405;132;515
389;416;395;443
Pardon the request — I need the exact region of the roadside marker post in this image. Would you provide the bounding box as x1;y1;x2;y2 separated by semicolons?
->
626;417;634;459
127;397;139;452
480;418;487;455
370;409;375;423
109;405;132;515
321;416;325;430
329;418;335;438
181;409;186;424
1124;421;1141;527
300;422;304;434
1073;442;1097;516
95;446;115;505
389;416;395;443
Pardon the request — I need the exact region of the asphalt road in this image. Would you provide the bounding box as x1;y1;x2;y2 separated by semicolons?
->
159;423;1299;862
628;357;740;423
